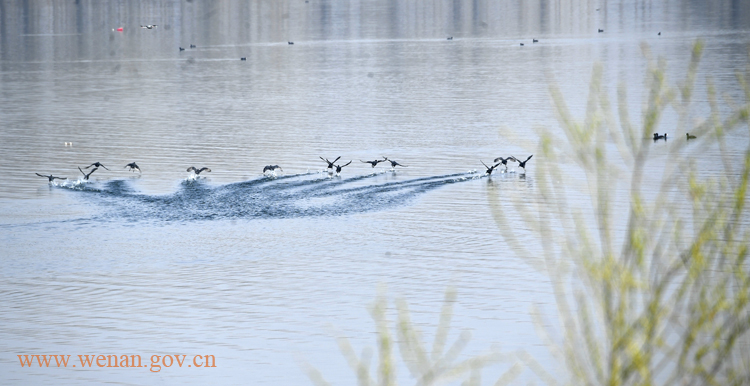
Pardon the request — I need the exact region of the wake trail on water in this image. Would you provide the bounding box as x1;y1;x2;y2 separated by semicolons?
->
54;171;483;222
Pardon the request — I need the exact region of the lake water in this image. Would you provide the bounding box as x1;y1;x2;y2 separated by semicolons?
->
1;0;749;384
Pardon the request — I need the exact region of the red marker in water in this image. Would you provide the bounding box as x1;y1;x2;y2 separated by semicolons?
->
116;27;123;31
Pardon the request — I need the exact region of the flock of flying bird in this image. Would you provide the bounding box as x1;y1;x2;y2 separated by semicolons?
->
34;155;534;183
37;129;693;183
35;162;141;182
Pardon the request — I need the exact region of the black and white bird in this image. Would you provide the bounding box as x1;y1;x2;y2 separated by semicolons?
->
263;165;283;174
320;156;341;170
360;158;386;168
125;162;141;172
512;155;533;172
186;167;211;175
36;173;66;182
383;157;407;170
85;162;109;170
78;166;98;180
333;161;352;175
493;156;516;171
481;160;502;176
140;25;158;29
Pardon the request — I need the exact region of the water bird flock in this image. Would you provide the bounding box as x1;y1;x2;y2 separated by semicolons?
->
36;149;552;185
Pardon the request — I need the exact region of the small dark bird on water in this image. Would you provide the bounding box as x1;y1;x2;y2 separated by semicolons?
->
263;165;283;174
36;173;66;182
125;162;141;172
333;161;353;175
653;133;667;141
481;160;501;176
78;166;98;180
320;156;341;170
186;167;211;175
512;155;533;172
520;43;524;46
360;158;386;168
686;133;696;140
598;29;604;33
658;32;661;36
533;39;539;43
190;44;196;48
179;47;185;51
447;36;453;40
288;41;294;45
493;156;516;171
383;157;407;170
85;162;109;170
240;57;246;61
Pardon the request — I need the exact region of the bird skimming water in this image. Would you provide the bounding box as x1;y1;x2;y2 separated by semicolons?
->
383;157;407;170
320;156;341;170
186;167;211;175
263;165;283;175
360;158;386;168
481;160;502;176
511;155;533;172
36;173;66;182
125;162;141;172
85;162;109;170
333;161;353;175
78;166;98;180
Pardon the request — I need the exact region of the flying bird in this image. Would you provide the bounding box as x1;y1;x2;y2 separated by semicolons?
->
125;162;141;172
85;162;109;170
36;173;66;182
78;166;98;180
512;155;533;172
493;156;516;171
383;157;407;170
333;161;353;175
360;159;386;168
481;160;502;176
320;156;341;170
186;167;211;175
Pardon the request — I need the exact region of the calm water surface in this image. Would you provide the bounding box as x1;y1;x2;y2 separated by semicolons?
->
1;0;750;384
